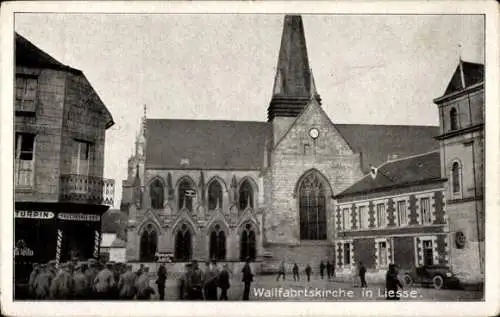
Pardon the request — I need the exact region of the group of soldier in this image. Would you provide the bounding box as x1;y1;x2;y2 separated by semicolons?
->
27;259;155;300
178;257;254;300
26;257;255;301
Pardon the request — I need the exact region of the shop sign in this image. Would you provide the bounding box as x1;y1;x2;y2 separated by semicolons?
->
14;239;34;257
15;210;54;219
155;252;173;263
58;213;100;222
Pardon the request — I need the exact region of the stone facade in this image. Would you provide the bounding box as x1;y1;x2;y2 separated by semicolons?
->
434;61;484;282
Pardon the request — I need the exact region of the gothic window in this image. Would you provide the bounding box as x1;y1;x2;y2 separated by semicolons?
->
150;179;164;209
240;223;256;261
178;179;195;211
452;162;461;194
450;107;458;131
299;172;327;240
208;180;223;210
239;179;253;210
139;224;158;262
209;224;226;260
174;224;192;261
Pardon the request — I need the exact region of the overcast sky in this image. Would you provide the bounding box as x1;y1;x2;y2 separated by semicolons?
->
14;14;485;209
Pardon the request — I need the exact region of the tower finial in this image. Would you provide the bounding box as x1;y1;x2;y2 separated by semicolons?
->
458;43;466;89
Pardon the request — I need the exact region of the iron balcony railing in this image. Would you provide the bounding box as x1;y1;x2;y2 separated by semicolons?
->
59;174;115;206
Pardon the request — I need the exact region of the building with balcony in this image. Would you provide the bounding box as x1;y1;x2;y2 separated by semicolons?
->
433;60;484;283
14;33;115;282
333;151;448;280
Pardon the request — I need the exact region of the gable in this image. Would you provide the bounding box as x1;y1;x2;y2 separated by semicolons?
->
443;61;484;96
274;99;353;156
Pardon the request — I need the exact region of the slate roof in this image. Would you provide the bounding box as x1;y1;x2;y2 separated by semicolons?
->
101;209;128;241
443;61;484;96
110;237;127;248
146;119;439;172
146;119;272;170
335;124;440;172
335;151;442;198
15;33;82;74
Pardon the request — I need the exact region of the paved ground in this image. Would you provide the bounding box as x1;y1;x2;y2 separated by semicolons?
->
149;274;484;301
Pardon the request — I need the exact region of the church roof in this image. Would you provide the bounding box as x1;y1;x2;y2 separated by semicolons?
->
442;61;484;96
145;119;439;171
145;119;272;170
335;150;442;198
268;15;321;121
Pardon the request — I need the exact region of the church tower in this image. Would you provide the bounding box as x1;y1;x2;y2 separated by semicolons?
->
268;15;321;145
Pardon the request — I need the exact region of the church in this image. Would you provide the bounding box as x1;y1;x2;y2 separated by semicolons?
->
121;15;441;269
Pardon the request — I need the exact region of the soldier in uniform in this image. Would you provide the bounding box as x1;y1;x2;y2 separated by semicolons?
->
187;260;204;300
118;264;137;299
50;262;73;299
94;262;116;300
156;263;168;300
72;264;89;299
204;261;219;300
28;263;40;298
135;267;153;299
241;257;254;301
84;259;99;298
178;263;191;300
33;264;52;299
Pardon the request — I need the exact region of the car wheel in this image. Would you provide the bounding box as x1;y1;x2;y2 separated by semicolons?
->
403;274;413;287
432;275;444;290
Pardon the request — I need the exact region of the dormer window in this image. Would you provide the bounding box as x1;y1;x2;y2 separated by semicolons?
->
450;107;458;131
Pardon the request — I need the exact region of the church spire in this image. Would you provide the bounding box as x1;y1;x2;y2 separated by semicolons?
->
268;15;321;121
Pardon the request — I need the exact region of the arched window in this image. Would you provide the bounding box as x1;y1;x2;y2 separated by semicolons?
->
139;224;158;261
174;224;192;261
452;162;461;194
178;179;195;211
240;223;256;261
208;180;223;210
239;180;253;210
209;224;226;260
299;172;327;240
450;108;458;131
149;179;164;209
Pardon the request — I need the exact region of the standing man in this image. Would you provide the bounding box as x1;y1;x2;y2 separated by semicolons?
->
118;264;137;299
50;262;73;299
359;261;367;288
276;260;286;281
292;263;299;281
218;264;230;300
94;262;116;299
187;260;204;300
178;263;191;300
84;259;99;299
33;264;52;299
72;264;89;299
319;261;325;280
156;263;167;300
326;260;332;280
204;261;219;300
305;264;312;282
28;263;40;298
241;257;253;300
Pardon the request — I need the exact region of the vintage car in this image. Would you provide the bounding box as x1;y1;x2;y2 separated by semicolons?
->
400;265;461;289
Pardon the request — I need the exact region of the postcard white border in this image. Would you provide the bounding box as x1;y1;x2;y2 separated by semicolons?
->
1;1;499;316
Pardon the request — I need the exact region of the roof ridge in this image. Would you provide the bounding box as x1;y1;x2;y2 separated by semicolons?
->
382;149;440;166
147;118;268;124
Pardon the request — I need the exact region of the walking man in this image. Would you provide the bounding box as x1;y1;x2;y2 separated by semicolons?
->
326;260;332;280
241;257;253;300
359;261;367;288
28;263;40;298
292;263;299;281
187;260;204;300
72;264;88;299
305;264;312;282
118;264;137;299
156;263;167;300
94;262;116;299
276;260;286;281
